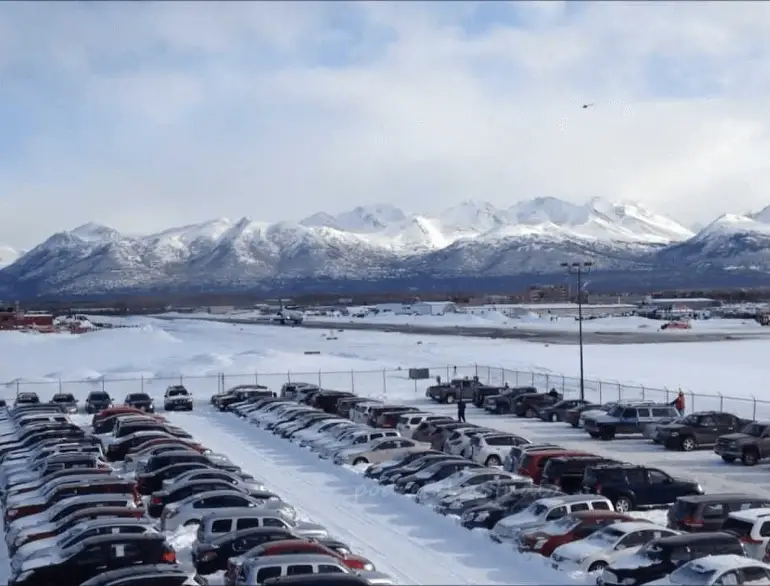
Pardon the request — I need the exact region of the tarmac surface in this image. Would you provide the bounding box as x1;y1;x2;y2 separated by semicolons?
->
158;315;770;345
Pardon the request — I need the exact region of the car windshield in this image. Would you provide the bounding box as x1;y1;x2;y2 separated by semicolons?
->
742;423;767;437
127;394;150;401
53;395;75;402
528;503;548;517
89;393;109;400
168;389;187;396
668;564;717;585
606;406;624;417
586;527;624;546
544;515;580;535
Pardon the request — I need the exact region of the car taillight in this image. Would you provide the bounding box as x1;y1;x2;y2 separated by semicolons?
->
682;516;704;528
742;535;763;545
161;549;176;563
7;508;19;519
151;496;162;505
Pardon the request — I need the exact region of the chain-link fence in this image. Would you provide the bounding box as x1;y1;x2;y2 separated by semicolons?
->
4;364;770;420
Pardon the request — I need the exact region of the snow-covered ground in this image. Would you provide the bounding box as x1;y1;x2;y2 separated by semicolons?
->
3;317;770;584
164;309;767;335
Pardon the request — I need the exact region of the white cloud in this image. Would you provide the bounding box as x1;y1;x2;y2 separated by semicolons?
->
3;1;770;247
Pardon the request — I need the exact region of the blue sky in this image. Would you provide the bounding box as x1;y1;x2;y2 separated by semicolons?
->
3;1;770;248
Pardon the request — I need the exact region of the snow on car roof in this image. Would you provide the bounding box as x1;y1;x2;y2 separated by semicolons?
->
688;554;769;572
608;521;663;533
728;507;770;522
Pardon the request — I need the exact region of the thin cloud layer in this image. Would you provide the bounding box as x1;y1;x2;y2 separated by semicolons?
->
2;1;770;247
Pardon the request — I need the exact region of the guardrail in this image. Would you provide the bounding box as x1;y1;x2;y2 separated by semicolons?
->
5;364;769;420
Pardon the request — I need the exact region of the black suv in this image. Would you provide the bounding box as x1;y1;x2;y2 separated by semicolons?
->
483;388;536;414
472;385;522;408
656;411;751;451
540;455;619;494
85;391;112;414
581;463;703;513
123;392;154;413
668;493;770;532
599;532;745;586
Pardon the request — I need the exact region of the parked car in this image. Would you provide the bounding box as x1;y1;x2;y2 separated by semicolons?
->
192;526;300;574
84;391;112;415
644;555;770;586
468;433;530;467
581;463;703;513
668;493;770;533
13;393;40;408
334;437;430;466
425;378;482;404
722;508;770;560
472;385;519;408
517;510;635;557
512;392;564;418
396;414;452;438
79;564;201;586
123;392;154;413
539;399;592;423
550;521;679;573
598;532;746;586
518;449;590;485
656;411;751;451
714;421;770;466
48;394;78;414
540;455;619;494
584;403;681;441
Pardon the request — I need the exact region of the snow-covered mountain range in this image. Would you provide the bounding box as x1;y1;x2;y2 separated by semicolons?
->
2;197;770;296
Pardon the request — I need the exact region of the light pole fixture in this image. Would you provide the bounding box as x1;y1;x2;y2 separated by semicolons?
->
561;261;593;402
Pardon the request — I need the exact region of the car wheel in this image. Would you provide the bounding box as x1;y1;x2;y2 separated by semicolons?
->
353;457;368;466
588;561;608;573
742;449;759;466
721;455;736;464
681;436;696;452
614;496;633;513
485;455;502;467
599;428;615;441
550;413;559;422
588;432;600;439
445;395;455;404
184;519;200;527
525;408;536;419
570;422;579;428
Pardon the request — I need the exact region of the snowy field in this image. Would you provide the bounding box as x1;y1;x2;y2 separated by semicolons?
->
165;309;768;336
4;317;770;584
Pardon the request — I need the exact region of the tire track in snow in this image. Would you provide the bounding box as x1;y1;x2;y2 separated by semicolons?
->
167;409;566;586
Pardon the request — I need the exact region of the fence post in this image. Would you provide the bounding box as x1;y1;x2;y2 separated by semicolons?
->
561;375;566;395
141;375;144;393
474;364;478;377
487;366;491;384
689;391;695;413
446;366;450;381
382;369;387;397
598;380;603;403
753;396;758;420
351;371;355;393
545;375;550;391
318;370;322;387
515;371;519;385
101;376;106;392
15;380;19;395
255;372;259;385
287;371;292;383
531;372;535;386
58;378;62;393
617;382;622;401
179;374;184;386
641;385;645;401
719;392;723;411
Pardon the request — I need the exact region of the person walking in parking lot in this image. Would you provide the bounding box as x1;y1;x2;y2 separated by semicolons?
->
671;390;685;415
457;397;466;422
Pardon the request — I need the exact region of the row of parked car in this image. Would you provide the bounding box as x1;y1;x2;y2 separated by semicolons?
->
9;385;195;415
219;382;770;585
428;379;770;468
0;398;395;586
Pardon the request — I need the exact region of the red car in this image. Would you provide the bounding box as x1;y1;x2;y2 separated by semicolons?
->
517;449;589;484
92;406;147;426
517;510;635;556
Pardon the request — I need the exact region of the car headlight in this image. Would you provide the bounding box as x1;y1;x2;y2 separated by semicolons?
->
475;511;489;521
363;563;374;571
533;538;547;550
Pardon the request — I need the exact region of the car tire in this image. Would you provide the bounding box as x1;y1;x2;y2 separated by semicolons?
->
445;395;455;404
614;496;633;513
721;455;736;463
353;457;368;466
550;413;559;422
589;432;600;439
588;561;608;573
680;436;696;452
485;455;502;467
742;449;759;466
184;519;200;527
599;428;615;441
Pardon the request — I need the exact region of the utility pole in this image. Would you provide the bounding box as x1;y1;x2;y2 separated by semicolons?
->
561;261;593;401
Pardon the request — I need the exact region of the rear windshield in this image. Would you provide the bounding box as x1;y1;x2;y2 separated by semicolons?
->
127;394;150;401
89;392;109;400
168;389;187;396
669;500;699;519
53;394;75;401
519;455;534;469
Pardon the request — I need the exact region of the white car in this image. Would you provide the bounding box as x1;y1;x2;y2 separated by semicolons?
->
288;418;344;443
397;413;451;438
444;429;494;457
295;419;354;445
350;401;384;425
723;508;770;560
551;522;679;573
308;426;366;453
160;490;283;532
491;495;615;544
416;469;517;506
319;429;399;460
247;402;293;426
469;433;529;467
258;405;309;427
300;421;359;448
647;554;770;585
161;469;265;492
334;437;428;466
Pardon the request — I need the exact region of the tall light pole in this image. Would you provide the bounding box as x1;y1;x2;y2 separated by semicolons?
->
561;261;593;402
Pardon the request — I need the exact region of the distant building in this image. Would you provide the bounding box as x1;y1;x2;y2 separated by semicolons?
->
528;285;569;303
411;301;459;316
207;306;236;315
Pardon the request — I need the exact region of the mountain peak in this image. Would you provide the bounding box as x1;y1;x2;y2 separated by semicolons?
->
70;222;121;242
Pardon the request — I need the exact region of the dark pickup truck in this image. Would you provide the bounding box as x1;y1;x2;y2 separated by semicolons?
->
714;421;770;466
484;388;540;414
425;378;482;404
512;392;563;418
472;385;516;408
656;411;751;452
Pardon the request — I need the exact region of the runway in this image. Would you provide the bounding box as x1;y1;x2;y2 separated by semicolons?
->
156;315;770;345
